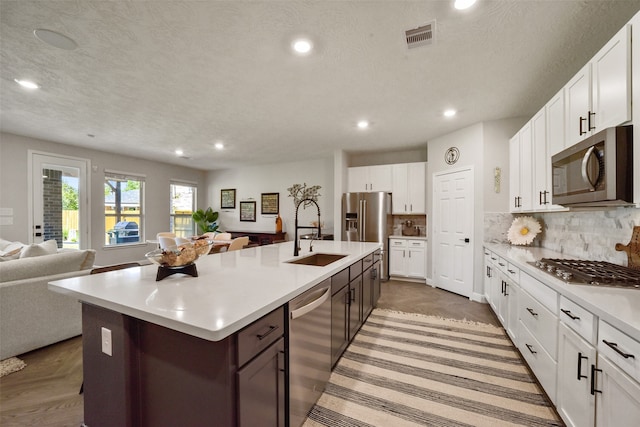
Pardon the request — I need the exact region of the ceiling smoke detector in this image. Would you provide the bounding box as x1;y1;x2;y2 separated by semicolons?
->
405;20;436;49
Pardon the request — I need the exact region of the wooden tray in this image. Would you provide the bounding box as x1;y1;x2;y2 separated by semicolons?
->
615;226;640;270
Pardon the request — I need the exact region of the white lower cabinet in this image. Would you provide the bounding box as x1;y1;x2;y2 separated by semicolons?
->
595;354;640;427
557;322;596;427
389;238;425;279
518;320;557;402
485;246;640;427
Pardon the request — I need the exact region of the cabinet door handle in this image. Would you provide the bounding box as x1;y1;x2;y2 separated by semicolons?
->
256;325;279;340
525;343;537;355
603;340;636;359
539;191;543;206
577;352;588;380
504;283;508;296
544;190;550;205
561;308;580;321
588;111;596;131
590;364;602;395
579;116;587;136
526;307;538;317
350;287;356;302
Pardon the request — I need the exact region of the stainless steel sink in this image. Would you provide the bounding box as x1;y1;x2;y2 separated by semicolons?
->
286;253;347;267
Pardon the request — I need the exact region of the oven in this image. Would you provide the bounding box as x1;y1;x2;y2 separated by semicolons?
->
531;258;640;289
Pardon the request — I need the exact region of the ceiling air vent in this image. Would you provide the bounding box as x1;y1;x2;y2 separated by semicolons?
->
405;20;435;49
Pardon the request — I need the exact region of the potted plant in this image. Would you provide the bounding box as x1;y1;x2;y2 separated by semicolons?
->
192;207;219;234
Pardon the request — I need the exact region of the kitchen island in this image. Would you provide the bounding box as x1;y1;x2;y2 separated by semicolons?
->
49;240;381;427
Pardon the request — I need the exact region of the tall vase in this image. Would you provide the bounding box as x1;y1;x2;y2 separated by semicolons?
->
275;214;282;233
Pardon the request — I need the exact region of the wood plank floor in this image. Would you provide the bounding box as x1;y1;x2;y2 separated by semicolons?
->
0;280;498;426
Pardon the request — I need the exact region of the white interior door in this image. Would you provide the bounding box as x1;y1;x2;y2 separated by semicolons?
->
432;168;474;298
30;152;90;248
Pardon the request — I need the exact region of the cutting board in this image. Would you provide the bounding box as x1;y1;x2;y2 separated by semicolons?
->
615;226;640;270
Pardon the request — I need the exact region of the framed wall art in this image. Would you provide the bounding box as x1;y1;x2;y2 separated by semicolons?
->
261;193;279;215
221;189;236;209
239;201;256;222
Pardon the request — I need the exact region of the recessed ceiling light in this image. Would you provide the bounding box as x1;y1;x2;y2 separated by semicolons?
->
444;109;457;117
175;149;183;156
292;38;313;54
454;0;477;10
34;29;78;50
357;120;370;129
14;79;39;89
214;142;224;150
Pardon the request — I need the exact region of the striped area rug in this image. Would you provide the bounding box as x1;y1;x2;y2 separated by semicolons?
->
303;309;563;427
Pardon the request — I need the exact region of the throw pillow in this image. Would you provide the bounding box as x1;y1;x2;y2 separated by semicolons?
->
0;241;23;261
19;240;58;258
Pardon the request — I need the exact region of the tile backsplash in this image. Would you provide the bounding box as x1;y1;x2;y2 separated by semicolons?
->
485;208;640;265
391;215;427;237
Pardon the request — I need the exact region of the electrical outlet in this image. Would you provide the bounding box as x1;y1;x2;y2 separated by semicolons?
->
101;327;112;356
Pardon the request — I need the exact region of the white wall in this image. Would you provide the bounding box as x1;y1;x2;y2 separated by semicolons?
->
482;118;526;213
426;118;524;300
205;157;334;240
0;132;206;266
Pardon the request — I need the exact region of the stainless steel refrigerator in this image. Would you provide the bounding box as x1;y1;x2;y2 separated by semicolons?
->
341;192;392;280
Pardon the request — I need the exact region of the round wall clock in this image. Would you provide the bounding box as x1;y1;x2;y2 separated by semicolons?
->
445;147;460;165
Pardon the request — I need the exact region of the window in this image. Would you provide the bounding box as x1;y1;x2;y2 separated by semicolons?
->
104;171;144;246
170;182;197;237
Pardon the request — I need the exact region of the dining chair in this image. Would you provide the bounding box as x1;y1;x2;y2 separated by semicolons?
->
226;236;249;252
214;232;232;241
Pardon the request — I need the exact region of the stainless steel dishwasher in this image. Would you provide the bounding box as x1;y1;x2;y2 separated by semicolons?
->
288;278;332;427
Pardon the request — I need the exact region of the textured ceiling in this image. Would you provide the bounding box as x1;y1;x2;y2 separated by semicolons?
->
2;0;640;170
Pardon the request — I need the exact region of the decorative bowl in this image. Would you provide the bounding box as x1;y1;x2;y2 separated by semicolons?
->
145;240;213;268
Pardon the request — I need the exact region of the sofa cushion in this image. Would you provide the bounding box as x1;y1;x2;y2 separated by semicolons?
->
19;240;58;258
0;249;96;283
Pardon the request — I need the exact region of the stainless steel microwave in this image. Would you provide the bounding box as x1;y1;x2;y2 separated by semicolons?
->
551;125;634;207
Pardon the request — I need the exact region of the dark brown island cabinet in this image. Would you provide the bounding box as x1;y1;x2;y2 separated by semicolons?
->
80;249;381;427
331;250;381;367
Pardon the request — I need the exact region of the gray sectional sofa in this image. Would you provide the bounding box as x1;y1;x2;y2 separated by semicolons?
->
0;248;96;360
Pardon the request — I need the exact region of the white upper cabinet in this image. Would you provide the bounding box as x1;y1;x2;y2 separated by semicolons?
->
532;98;566;212
510;122;532;212
347;165;392;192
592;24;632;131
392;162;426;214
565;63;592;147
509;133;521;212
565;24;631;147
546;89;566;156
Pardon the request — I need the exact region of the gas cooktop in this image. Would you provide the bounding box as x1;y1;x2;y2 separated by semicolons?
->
531;258;640;289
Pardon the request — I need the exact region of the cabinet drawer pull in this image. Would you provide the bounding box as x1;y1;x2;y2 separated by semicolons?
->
256;325;279;341
526;307;538;317
588;111;596;131
603;340;636;359
577;352;588;380
561;308;580;320
525;344;537;355
590;364;602;395
507;269;515;274
491;257;497;261
498;262;506;267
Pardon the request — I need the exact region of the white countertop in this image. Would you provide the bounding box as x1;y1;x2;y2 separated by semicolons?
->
484;243;640;342
49;241;381;342
389;235;427;240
